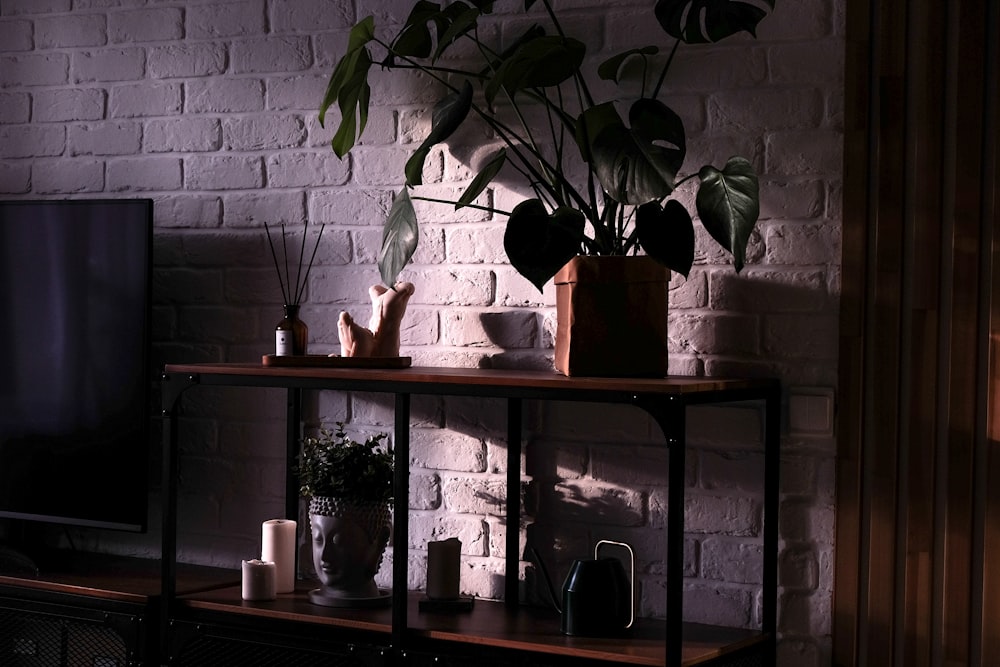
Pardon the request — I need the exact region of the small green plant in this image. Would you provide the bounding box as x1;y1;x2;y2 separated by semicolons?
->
297;423;394;503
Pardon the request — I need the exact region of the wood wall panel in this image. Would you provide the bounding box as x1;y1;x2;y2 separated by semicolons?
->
835;0;999;666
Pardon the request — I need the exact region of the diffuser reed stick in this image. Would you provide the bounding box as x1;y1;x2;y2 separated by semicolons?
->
264;221;326;306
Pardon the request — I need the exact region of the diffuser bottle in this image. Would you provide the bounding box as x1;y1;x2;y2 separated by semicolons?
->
275;304;308;356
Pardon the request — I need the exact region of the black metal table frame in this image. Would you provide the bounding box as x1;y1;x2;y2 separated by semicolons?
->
159;366;781;666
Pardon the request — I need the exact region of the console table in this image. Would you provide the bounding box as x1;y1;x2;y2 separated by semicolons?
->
160;364;780;666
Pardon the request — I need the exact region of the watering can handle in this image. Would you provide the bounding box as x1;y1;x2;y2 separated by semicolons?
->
595;539;635;629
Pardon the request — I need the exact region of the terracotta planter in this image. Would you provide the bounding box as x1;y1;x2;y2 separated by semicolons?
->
554;256;669;377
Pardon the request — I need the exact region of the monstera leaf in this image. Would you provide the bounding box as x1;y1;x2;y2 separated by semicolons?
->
636;199;695;277
503;200;585;292
379;189;419;288
695;156;759;272
405;81;473;186
485;35;586;106
577;100;685;204
319;17;375;158
654;0;774;44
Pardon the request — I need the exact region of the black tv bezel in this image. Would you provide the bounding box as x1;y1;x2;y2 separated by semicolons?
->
0;198;154;534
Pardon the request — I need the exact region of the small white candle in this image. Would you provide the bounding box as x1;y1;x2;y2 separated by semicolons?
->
426;537;462;600
261;519;297;593
241;559;276;601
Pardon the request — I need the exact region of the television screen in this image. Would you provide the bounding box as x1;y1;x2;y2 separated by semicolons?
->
0;199;152;532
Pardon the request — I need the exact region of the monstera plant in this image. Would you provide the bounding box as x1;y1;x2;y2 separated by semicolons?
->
320;0;774;291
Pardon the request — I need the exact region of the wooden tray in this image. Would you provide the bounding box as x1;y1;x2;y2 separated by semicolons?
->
262;354;412;369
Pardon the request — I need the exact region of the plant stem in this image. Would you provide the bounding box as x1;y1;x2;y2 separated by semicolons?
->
410;195;511;217
652;38;681;99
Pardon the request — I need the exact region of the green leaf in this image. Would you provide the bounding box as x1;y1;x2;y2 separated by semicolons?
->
485;36;586;106
457;148;506;209
636;199;694;277
327;53;372;159
405;81;474;186
434;4;482;60
503;200;585;291
379;189;419;287
392;1;442;58
695;156;759;272
578;99;685;204
654;0;774;44
319;17;376;157
598;46;659;83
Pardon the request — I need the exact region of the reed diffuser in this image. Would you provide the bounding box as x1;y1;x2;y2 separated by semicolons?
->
265;221;325;356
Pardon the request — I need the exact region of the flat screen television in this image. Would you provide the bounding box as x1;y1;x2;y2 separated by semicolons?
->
0;199;153;534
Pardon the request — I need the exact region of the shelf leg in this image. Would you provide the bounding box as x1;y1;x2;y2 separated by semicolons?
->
506;397;523;608
159;371;198;664
762;385;781;657
392;392;411;655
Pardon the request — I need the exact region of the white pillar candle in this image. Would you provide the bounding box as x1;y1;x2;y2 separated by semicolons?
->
241;559;276;601
261;518;297;593
426;537;462;600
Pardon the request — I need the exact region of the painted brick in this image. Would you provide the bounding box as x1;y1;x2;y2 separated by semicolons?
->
148;44;227;79
766;129;843;177
701;538;764;584
669;312;761;355
442;477;508;515
700;450;765;494
109;82;182;118
68;121;142;156
405;267;494;307
109;7;184;43
769;41;845;86
2;0;71;14
439;309;537;348
308;188;394;226
33;88;105;122
680;583;753;628
410;473;441;511
780;547;819;590
779;500;835;544
269;0;352;32
231;36;312;74
410;428;487;473
408;514;489;557
0;53;69;87
710;89;824;133
766;222;841;266
153;194;223;228
74;48;145;83
759;179;825;220
266;74;329;111
0;20;34;52
0;124;64;158
222;115;306;151
0;92;30;123
445;224;507;265
679;493;761;537
495;266;555;308
545;482;645;526
764;314;839;361
0;162;30;193
187;78;265;114
35;14;106;48
265;151;349;188
107;156;182;191
186;155;263;190
186;0;266;40
221;191;306;227
591;445;672;487
145;117;222;153
32;158;104;193
710;268;830;313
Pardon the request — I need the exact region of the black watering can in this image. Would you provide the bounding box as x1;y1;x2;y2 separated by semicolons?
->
533;540;635;637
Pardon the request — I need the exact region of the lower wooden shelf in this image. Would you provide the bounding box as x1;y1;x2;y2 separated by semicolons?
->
178;582;768;666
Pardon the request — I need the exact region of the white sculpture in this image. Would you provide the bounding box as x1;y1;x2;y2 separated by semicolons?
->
337;282;415;358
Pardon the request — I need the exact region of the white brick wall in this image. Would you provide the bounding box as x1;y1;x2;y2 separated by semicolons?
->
0;1;842;663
